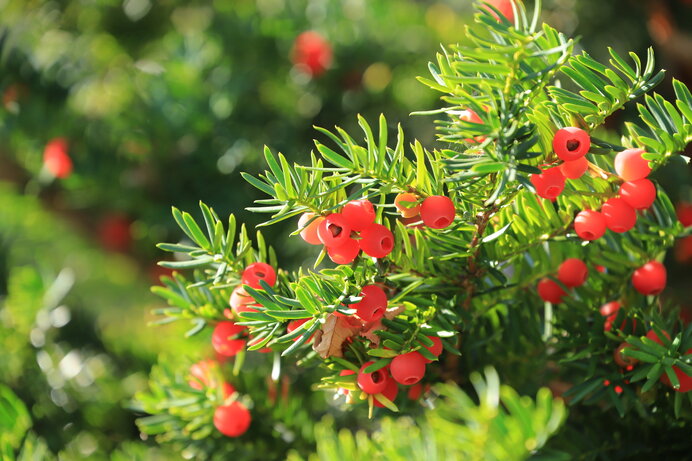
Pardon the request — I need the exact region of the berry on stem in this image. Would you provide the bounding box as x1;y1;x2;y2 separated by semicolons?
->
353;285;387;322
327;237;360;264
214;401;251;437
212;322;247;357
620;179;656;210
557;258;588;288
342;199;376;231
614;148;651;181
317;213;353;249
537;278;565;304
394;192;421;218
559;156;589;179
553;127;591;161
390;352;427;385
298;213;324;245
420;195;455;229
574;210;607;240
632;261;667;296
241;262;277;289
602;197;636;233
374;378;399;408
530;166;565;200
359;223;394;258
421;336;443;363
357;361;389;394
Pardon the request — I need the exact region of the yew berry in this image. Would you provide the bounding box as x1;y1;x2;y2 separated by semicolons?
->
553;127;590;161
407;383;423;400
338;369;356;396
43;138;73;179
292;31;332;77
632;261;667;296
602;197;637;233
660;348;692;393
221;382;236;398
614;148;651;181
189;359;216;390
317;213;353;248
230;286;255;312
353;285;387;322
459;109;486;143
342;199;376;231
646;329;670;346
298;213;324;245
394;192;421;218
241;262;277;289
599;301;620;318
530;166;566;201
620;179;656;210
214;401;251;437
98;214;132;252
614;343;638;368
420;195;455;229
537;278;565;304
557;258;588;288
559;156;589;180
390;352;427;385
357;361;389;394
359;223;394;258
287;318;314;342
327;237;360;264
212;321;246;357
574;210;607;240
420;336;443;363
676;202;692;226
374;378;400;408
483;0;515;23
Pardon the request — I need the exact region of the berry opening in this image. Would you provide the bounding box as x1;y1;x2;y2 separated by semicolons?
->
566;139;580;151
403;376;417;385
380;237;393;251
255;271;265;278
434;217;450;228
371;371;384;383
328;224;342;237
372;308;383;318
582;231;595;240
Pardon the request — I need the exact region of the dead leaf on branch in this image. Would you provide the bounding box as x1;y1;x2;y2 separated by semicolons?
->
313;305;407;357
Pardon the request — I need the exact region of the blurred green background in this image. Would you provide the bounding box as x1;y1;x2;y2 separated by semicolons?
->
0;0;690;459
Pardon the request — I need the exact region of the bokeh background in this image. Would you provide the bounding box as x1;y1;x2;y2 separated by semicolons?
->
0;0;690;459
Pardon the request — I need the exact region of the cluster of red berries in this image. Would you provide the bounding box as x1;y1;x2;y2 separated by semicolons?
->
613;330;692;393
537;258;589;304
530;127;591;201
291;31;332;78
675;202;692;263
349;336;443;408
213;262;278;358
43;137;72;179
574;148;656;241
298;199;393;264
394;193;456;230
188;359;252;437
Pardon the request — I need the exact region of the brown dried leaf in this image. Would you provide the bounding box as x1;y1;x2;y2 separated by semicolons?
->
359;306;406;346
312;314;361;358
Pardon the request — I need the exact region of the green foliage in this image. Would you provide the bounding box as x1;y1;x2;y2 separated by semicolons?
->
289;368;566;461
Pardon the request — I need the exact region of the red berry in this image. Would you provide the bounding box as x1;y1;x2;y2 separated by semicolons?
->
287;318;314;343
373;378;399;408
98;214;132;252
660;348;692;393
646;329;670;345
483;0;515;23
327;237;360;264
342;199;376;231
317;213;353;248
459;109;486;143
559;156;589;180
632;261;667;296
189;359;216;390
390;352;427;385
595;265;606;273
600;301;621;317
537;278;565;304
230;286;257;314
359;223;394;258
338;369;356;396
241;262;277;289
298;213;324;245
221;382;236;398
407;383;423;400
677;202;692;226
420;336;443;363
614;148;651;181
292;31;332;77
620;179;656;210
614;343;638;368
394;192;421;218
43;137;73;178
530;166;566;200
213;401;251;437
557;258;588;288
357;361;389;394
574;210;606;240
420;196;455;229
353;285;387;322
553;127;591;161
602;197;636;233
212;322;246;357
